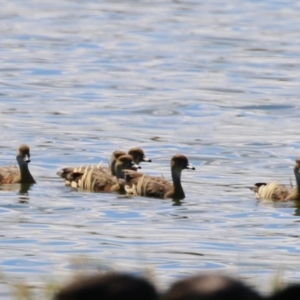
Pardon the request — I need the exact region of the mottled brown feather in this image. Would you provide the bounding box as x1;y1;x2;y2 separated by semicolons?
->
122;154;195;200
66;155;140;192
0;168;20;184
57;148;151;186
250;157;300;201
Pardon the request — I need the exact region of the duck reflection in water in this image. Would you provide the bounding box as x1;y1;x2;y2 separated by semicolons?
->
18;183;32;203
0;183;32;203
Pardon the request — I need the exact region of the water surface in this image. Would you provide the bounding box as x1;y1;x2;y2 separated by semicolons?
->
1;0;300;298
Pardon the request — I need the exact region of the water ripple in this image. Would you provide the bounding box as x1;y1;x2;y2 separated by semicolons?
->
1;0;300;298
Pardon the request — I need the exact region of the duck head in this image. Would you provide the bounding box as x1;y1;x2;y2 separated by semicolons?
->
128;147;152;164
171;154;195;173
17;144;31;164
115;154;141;178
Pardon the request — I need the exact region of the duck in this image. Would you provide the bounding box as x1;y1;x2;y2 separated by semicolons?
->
57;150;127;185
250;157;300;201
57;148;151;185
106;148;151;176
110;150;127;175
67;154;141;192
121;154;195;200
128;147;152;164
0;144;36;184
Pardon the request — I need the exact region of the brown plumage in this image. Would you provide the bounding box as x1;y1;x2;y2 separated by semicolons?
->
67;155;140;192
0;144;36;184
122;154;195;200
57;150;126;185
57;148;151;186
250;157;300;201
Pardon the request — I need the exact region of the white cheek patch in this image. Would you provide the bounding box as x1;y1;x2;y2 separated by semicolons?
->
186;164;195;170
24;154;31;162
71;181;78;188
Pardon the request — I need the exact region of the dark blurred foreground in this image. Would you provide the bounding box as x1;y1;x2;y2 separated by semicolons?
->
54;272;300;300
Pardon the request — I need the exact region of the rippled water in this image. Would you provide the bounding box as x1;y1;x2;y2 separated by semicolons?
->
1;0;300;298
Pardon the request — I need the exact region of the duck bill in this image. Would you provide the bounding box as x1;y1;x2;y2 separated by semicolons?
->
186;164;195;170
143;157;152;162
131;163;141;171
24;155;31;163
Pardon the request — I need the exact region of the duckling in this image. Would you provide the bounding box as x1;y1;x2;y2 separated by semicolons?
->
68;155;140;192
122;154;195;200
250;157;300;201
0;144;36;184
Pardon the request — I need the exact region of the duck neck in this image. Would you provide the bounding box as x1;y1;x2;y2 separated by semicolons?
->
171;168;185;199
294;165;300;192
16;156;35;184
115;165;124;179
110;160;116;176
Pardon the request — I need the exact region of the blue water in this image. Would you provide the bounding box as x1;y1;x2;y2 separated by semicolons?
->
1;0;300;298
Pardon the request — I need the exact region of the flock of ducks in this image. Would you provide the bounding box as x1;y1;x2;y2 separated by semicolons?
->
0;144;195;200
1;144;300;201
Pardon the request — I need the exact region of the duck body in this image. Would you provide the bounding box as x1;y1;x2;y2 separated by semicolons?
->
250;182;294;201
122;170;173;199
58;163;111;186
0;166;23;184
250;157;300;201
122;154;195;200
57;150;126;186
0;144;35;184
66;155;140;193
57;148;151;186
68;168;121;192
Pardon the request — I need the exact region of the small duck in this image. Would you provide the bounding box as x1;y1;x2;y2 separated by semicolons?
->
128;147;152;164
57;148;151;185
0;144;36;184
109;148;151;175
110;150;127;175
250;157;300;201
68;154;140;192
122;154;195;200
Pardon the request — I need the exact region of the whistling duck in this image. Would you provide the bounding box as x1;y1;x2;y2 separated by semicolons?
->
67;155;140;192
122;154;195;200
128;147;152;164
0;144;36;184
57;148;151;185
57;150;126;185
250;157;300;201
